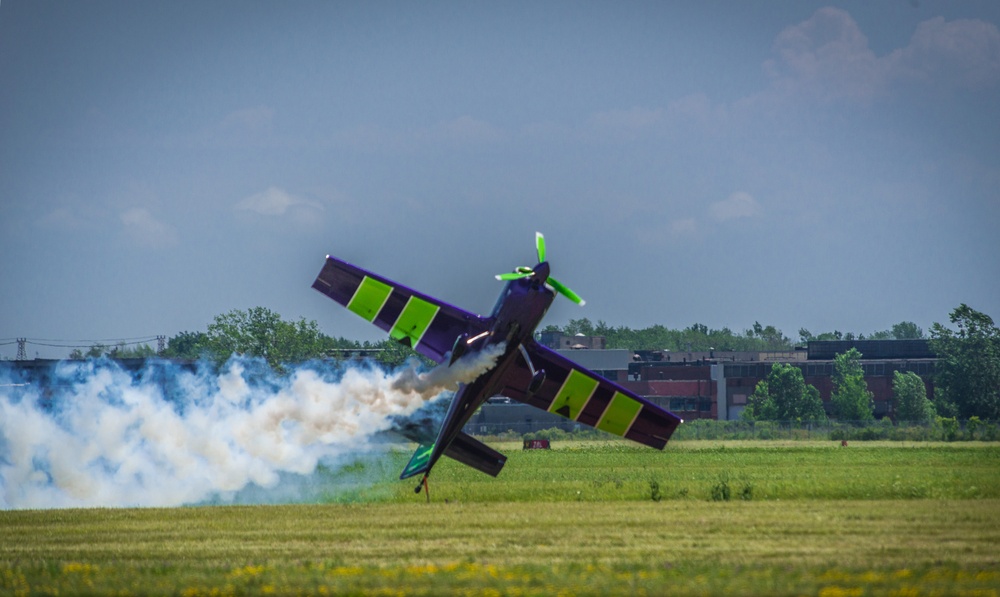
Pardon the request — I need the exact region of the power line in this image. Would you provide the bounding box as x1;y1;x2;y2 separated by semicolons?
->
9;336;163;344
2;336;165;358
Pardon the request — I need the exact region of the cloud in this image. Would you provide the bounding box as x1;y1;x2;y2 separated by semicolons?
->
120;208;177;248
711;192;760;221
763;7;886;103
761;8;1000;105
235;187;322;216
887;17;1000;89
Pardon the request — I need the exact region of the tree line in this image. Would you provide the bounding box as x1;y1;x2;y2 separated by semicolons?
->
738;304;999;423
74;304;999;421
543;318;925;352
73;306;419;370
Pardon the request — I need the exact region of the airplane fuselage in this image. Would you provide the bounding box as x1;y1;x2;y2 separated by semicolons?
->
424;266;556;475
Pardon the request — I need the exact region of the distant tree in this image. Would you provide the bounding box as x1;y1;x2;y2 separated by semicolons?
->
563;318;596;336
869;321;925;340
69;341;156;359
749;321;791;350
371;338;428;369
86;343;109;358
930;304;1000;420
892;370;934;423
830;348;874;421
112;342;157;358
593;320;614;337
741;380;774;421
891;321;924;339
743;363;825;421
163;331;209;359
203;307;330;369
590;321;792;352
800;329;845;342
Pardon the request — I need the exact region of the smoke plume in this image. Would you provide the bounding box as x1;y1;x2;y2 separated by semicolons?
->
0;345;504;509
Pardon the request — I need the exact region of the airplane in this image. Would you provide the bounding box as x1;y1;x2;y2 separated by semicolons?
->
312;233;682;496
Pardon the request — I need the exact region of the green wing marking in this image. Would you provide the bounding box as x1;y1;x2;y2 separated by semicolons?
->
596;392;643;437
548;369;598;420
314;257;490;364
400;443;435;479
347;276;392;322
389;296;439;348
345;277;439;348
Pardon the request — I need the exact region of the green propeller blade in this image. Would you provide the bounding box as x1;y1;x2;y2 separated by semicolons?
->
494;232;585;306
547;277;586;306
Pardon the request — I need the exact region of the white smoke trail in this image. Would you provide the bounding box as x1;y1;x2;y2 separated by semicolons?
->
0;345;504;510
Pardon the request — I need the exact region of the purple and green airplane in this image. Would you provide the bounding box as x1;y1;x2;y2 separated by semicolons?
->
312;233;682;495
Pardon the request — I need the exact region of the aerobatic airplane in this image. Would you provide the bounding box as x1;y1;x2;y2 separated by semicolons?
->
312;233;682;495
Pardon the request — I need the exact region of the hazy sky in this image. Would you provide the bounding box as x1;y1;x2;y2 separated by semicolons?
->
2;1;998;359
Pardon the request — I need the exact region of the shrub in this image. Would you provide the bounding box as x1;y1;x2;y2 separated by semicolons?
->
711;473;731;502
649;480;663;502
936;416;959;441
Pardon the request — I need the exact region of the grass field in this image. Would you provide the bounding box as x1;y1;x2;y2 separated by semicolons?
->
2;441;999;595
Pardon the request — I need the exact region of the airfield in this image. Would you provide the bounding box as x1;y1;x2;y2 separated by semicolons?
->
2;440;999;595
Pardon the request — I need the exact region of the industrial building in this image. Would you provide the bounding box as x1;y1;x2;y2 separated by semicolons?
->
532;335;936;422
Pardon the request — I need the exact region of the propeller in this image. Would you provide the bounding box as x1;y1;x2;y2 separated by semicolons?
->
494;232;585;306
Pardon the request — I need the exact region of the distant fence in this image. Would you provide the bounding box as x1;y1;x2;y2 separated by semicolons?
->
466;418;999;442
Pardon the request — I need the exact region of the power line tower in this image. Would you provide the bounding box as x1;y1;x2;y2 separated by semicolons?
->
157;335;166;355
16;338;27;361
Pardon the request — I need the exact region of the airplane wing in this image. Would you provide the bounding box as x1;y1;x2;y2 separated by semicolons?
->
312;256;490;364
500;342;682;449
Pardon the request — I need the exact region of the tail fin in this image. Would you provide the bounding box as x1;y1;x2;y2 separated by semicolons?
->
400;443;434;480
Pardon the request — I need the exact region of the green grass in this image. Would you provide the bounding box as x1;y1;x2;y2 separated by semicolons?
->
319;440;1000;503
2;442;999;595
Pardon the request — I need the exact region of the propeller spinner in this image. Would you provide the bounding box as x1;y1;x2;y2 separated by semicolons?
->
494;232;585;306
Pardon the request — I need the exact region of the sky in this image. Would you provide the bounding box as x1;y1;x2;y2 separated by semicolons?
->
1;1;998;359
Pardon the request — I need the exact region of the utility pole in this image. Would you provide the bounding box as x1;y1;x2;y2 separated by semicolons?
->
16;338;27;361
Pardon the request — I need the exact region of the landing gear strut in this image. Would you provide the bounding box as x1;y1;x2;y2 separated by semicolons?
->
414;474;430;503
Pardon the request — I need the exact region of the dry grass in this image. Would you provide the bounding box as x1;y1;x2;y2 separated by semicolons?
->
6;500;997;568
2;443;1000;595
3;500;999;595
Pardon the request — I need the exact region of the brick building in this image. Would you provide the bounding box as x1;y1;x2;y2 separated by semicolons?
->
537;336;936;422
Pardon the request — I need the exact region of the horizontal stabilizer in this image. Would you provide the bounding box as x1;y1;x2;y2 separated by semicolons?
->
444;432;507;477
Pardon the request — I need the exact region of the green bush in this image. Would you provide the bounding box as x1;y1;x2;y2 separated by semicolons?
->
936;416;959;441
711;473;731;502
